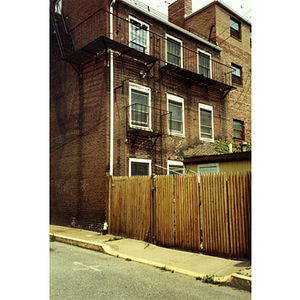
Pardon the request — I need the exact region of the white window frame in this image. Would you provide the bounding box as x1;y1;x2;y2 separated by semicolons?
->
197;49;212;79
167;160;184;175
165;33;183;68
129;158;152;176
129;82;151;131
199;103;214;141
197;163;219;174
167;94;185;136
129;16;150;55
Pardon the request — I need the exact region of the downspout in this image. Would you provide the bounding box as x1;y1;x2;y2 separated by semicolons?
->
110;0;116;176
208;25;215;43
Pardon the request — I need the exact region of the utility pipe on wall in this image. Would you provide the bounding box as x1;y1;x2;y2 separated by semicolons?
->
109;0;116;176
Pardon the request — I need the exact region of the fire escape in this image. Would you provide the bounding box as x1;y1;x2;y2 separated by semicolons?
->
50;1;235;174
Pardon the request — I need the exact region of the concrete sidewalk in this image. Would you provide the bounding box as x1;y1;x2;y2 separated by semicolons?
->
49;225;251;291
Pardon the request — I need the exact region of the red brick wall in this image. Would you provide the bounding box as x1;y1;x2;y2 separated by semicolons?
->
50;28;110;227
184;3;252;143
50;0;251;227
168;0;192;27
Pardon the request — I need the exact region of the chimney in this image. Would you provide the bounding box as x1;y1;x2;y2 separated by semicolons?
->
168;0;192;28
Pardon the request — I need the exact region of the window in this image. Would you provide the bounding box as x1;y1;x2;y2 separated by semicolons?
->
168;94;184;136
250;28;252;47
233;119;244;139
199;103;214;141
198;49;211;78
198;163;219;174
231;64;242;85
129;83;151;130
167;160;184;175
129;16;149;54
166;34;182;67
230;17;241;39
129;158;151;176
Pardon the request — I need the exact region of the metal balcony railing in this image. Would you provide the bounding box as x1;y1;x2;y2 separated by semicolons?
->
56;8;233;89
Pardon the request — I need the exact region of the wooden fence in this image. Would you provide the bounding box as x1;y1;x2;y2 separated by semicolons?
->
107;172;251;259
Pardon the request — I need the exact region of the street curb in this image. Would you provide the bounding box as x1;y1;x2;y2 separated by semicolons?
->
225;273;251;291
50;233;106;253
49;233;251;290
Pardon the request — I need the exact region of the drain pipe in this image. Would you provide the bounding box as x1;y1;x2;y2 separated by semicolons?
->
109;0;116;176
153;175;156;245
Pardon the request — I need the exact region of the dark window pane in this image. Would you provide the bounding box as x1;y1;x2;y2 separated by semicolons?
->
169;164;183;175
131;90;149;127
233;120;244;139
131;162;150;176
199;52;210;78
169;101;183;133
200;109;212;139
167;37;181;67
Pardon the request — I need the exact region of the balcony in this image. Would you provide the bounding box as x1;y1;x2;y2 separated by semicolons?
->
51;8;234;92
126;103;171;150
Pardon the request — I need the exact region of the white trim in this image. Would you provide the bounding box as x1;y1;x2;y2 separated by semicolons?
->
197;49;212;79
165;33;183;68
167;160;184;175
129;82;151;131
129;15;150;55
129;158;152;176
167;94;185;136
197;163;219;174
199;103;214;142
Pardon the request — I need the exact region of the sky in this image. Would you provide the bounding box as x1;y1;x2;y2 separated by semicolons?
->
140;0;252;21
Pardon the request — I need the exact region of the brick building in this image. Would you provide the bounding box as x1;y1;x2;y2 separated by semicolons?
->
50;0;251;227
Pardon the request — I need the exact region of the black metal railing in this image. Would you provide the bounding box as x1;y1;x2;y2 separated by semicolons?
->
57;8;233;86
126;103;171;135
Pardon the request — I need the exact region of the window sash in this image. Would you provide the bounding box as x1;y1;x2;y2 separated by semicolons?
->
131;90;150;127
200;108;212;139
167;37;181;67
230;19;240;39
233;120;244;139
232;65;242;85
129;19;148;53
169;100;183;133
198;52;211;78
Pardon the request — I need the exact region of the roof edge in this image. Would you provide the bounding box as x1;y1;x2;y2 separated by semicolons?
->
120;0;223;51
184;151;251;164
186;0;251;26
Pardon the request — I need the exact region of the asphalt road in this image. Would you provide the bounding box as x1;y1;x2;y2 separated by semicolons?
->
50;242;251;300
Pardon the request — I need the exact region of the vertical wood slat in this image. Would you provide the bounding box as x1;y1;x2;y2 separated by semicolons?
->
108;172;251;259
